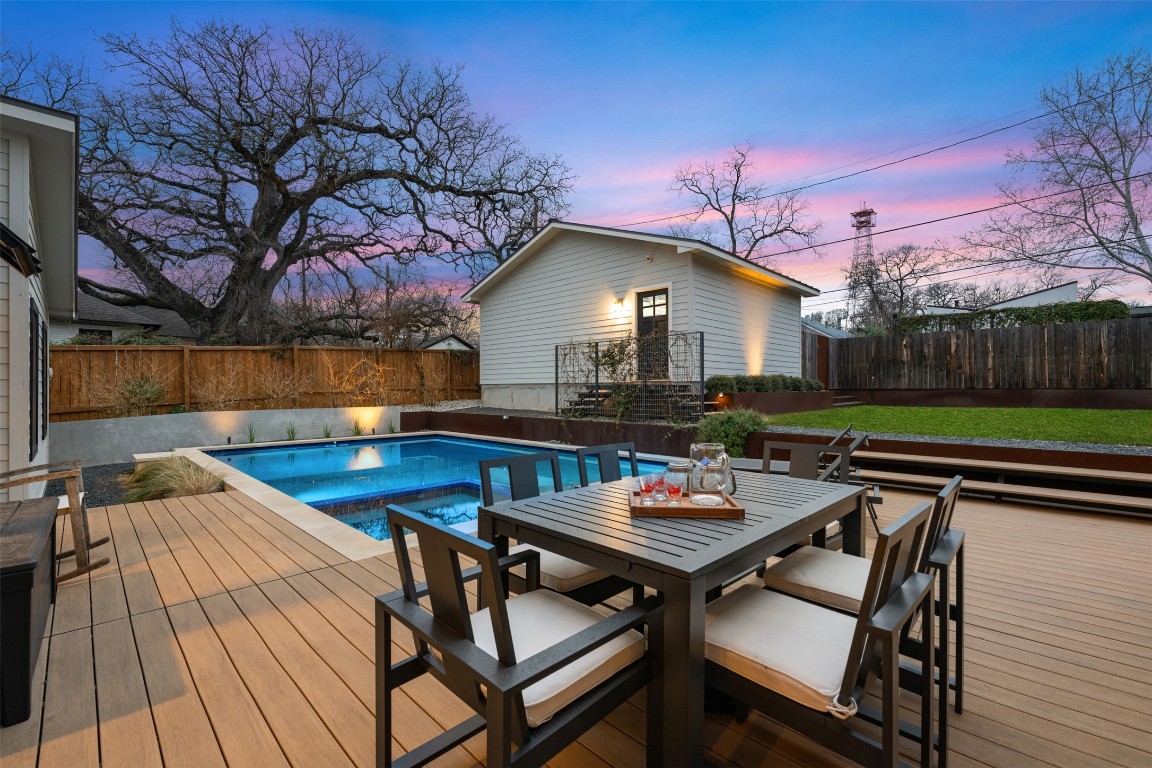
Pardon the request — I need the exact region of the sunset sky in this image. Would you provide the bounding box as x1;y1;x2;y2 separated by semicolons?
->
6;1;1151;309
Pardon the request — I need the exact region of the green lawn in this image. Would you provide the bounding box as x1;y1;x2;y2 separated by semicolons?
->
762;406;1152;446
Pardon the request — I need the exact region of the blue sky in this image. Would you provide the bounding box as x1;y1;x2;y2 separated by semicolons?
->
6;1;1151;307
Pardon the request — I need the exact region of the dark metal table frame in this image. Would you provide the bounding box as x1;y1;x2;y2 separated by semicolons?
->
478;472;865;768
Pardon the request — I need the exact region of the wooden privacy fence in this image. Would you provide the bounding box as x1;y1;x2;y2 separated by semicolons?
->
49;345;480;422
828;318;1151;390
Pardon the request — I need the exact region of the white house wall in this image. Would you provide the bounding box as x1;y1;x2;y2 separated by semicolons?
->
478;230;693;409
0;137;9;474
692;259;802;377
1;128;49;499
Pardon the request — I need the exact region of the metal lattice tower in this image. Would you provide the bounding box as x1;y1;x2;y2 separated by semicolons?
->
847;204;877;324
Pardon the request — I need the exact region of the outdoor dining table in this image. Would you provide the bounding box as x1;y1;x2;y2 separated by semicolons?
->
477;470;866;768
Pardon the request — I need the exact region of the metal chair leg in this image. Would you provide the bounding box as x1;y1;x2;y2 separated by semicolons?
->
954;540;965;714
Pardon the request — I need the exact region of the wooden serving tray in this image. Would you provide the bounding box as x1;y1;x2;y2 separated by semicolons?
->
629;490;745;519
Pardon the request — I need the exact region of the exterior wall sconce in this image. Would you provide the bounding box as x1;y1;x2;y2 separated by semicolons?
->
614;297;626;310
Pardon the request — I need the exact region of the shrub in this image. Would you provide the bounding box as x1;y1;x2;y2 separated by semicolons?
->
121;456;224;502
89;361;172;417
704;375;736;393
695;409;770;458
705;374;822;393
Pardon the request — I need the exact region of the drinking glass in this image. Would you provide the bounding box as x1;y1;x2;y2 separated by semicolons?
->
664;460;690;506
638;474;658;505
653;472;668;502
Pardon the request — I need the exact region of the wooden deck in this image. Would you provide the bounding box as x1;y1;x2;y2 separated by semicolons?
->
2;488;1150;767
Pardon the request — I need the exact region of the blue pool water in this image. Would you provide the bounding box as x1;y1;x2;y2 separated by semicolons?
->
207;435;666;540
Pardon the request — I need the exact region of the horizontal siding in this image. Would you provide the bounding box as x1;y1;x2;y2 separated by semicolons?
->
692;260;802;377
478;231;693;384
0;136;9;225
0;264;12;494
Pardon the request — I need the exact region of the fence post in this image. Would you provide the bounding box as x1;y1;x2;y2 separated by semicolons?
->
182;345;191;410
698;331;705;420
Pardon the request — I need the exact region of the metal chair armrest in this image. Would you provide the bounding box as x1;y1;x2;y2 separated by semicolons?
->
867;573;934;635
928;528;964;568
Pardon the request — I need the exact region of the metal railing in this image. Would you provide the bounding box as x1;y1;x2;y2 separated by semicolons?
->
555;331;704;422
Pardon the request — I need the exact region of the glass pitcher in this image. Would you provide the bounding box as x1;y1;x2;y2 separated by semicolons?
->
689;443;734;506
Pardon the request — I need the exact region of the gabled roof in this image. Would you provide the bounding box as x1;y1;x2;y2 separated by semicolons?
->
128;304;197;339
419;333;476;350
69;292;159;327
461;220;820;302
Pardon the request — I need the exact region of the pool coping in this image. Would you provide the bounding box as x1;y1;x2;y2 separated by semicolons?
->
149;431;679;561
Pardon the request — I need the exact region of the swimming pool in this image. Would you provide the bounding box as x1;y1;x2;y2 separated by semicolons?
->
207;435;666;540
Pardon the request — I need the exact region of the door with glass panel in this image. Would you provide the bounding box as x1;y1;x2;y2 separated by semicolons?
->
637;289;669;380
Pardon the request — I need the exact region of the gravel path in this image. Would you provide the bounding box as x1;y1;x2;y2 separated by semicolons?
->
45;462;133;508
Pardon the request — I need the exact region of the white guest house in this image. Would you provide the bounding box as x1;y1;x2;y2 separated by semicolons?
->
0;97;78;499
462;221;819;411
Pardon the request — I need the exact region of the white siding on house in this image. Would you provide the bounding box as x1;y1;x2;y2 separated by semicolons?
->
0;264;9;475
478;230;694;386
0;137;10;225
692;260;802;377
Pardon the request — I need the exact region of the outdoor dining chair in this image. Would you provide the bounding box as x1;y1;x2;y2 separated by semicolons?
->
762;433;883;535
479;452;642;606
704;502;936;768
0;461;109;583
761;476;966;764
575;442;639;487
376;504;662;768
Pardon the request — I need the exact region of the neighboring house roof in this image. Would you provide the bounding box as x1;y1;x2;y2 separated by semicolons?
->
69;292;159;327
801;317;853;339
925;281;1079;317
127;304;197;339
419;333;476;350
1;96;78;318
53;292;197;339
461;220;820;302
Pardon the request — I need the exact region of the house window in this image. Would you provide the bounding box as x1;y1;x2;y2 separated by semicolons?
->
637;289;669;336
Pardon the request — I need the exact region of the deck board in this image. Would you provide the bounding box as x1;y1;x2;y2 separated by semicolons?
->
5;488;1151;768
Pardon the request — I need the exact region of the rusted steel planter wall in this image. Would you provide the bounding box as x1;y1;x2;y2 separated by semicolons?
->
401;411;697;457
718;391;833;414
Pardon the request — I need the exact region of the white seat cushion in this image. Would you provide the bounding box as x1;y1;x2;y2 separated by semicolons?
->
471;589;645;727
762;545;868;613
705;584;858;715
508;543;609;592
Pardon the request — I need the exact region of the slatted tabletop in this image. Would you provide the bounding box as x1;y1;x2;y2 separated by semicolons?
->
480;472;864;582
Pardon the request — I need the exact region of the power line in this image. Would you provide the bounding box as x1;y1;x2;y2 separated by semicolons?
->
797;235;1148;308
602;73;1152;230
747;171;1152;264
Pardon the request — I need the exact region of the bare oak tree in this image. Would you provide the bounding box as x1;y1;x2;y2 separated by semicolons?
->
959;48;1152;293
845;244;940;333
8;22;571;343
669;143;822;265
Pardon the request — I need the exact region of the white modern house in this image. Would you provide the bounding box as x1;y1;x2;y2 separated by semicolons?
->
461;221;819;411
1;97;78;499
923;281;1079;316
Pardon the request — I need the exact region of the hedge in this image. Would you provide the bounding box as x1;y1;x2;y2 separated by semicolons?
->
894;300;1130;334
704;374;823;393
